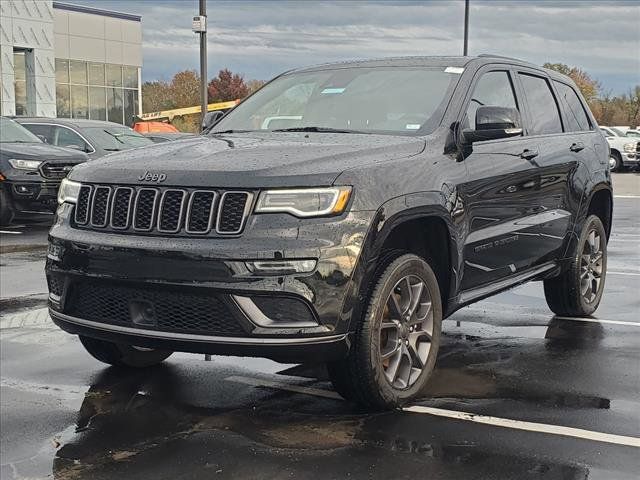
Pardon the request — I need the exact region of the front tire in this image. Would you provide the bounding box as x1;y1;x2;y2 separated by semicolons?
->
544;215;607;317
328;253;442;410
79;336;172;368
609;152;622;172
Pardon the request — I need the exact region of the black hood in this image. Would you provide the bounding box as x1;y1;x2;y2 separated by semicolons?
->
0;142;88;163
68;132;425;188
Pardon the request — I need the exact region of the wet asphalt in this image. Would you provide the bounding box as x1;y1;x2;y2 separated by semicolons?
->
1;180;639;480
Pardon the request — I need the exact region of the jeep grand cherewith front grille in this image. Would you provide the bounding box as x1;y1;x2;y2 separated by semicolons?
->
74;185;253;235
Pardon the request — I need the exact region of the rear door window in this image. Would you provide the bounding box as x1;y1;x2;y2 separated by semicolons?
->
518;73;563;135
465;71;518;129
553;81;591;132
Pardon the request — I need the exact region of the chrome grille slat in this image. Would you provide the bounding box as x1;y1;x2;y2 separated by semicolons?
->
90;186;112;227
157;189;187;233
185;190;217;234
133;188;159;231
216;191;253;234
75;186;251;236
110;187;134;229
74;185;92;225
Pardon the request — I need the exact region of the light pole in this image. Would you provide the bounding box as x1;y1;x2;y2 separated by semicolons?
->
193;0;208;131
463;0;469;56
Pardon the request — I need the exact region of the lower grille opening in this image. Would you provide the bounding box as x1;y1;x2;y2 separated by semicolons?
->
65;281;246;336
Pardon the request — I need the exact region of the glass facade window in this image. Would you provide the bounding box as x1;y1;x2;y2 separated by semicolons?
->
70;85;89;119
107;87;123;124
106;64;123;87
88;63;105;86
123;66;138;89
89;87;107;120
55;58;139;125
56;84;70;118
14;50;27;116
55;59;69;84
69;60;87;85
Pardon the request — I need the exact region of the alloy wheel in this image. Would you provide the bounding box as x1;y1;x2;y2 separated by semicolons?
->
379;275;433;389
580;229;604;303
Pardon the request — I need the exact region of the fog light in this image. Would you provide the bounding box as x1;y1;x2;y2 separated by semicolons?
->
14;185;35;195
245;259;317;275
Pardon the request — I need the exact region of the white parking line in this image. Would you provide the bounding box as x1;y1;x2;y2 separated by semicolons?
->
614;195;640;199
553;316;640;327
608;271;640;276
0;230;22;235
225;375;640;448
403;405;640;448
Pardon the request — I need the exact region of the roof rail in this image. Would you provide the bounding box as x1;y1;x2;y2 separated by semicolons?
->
477;54;524;62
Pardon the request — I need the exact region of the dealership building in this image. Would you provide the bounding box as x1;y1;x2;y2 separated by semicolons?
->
0;0;142;124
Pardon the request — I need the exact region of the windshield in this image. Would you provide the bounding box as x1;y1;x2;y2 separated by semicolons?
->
211;67;460;135
84;127;154;151
0;117;42;143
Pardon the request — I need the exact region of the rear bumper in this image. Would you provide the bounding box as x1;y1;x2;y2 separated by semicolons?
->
50;309;350;363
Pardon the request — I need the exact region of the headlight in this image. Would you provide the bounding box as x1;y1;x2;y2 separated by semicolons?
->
255;187;352;218
623;142;637;153
57;178;81;205
8;159;42;170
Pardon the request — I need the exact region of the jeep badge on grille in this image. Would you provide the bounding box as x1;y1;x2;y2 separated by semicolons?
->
138;171;167;183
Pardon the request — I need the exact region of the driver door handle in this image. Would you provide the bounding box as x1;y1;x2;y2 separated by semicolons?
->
520;148;539;160
570;142;585;152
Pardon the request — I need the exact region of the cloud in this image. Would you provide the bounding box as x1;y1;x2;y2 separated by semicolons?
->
72;0;640;93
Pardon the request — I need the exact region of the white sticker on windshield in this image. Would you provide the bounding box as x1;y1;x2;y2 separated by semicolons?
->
406;124;421;130
321;88;346;94
445;66;464;74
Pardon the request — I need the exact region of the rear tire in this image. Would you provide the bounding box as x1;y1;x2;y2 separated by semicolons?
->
79;336;172;368
327;252;442;410
544;215;607;317
0;188;15;226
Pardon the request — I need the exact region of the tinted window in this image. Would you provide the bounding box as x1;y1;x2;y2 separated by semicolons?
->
554;81;590;132
519;74;562;135
53;126;88;151
21;124;54;143
465;71;518;130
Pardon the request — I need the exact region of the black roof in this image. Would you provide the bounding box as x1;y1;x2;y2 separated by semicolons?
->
14;118;133;129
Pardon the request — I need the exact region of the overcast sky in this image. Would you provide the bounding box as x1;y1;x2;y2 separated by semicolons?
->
72;0;639;94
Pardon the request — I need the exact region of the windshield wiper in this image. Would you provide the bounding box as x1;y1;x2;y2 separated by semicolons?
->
209;129;254;135
270;126;368;134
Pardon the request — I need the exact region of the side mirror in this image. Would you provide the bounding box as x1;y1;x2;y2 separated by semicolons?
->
202;110;224;131
463;106;523;144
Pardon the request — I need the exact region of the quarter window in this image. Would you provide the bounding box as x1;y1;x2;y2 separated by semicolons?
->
466;71;518;130
518;74;562;135
554;81;591;132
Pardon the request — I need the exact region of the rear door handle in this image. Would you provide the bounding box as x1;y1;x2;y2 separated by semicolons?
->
520;148;539;160
570;142;585;152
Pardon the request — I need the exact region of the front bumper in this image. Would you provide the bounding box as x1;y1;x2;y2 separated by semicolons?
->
46;203;374;362
621;152;638;167
3;179;61;212
50;309;350;363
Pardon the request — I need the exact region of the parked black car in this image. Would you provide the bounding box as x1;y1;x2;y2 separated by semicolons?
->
0;117;88;225
15;118;153;159
47;56;612;409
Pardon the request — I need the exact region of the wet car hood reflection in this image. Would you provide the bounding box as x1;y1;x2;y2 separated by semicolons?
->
68;132;426;188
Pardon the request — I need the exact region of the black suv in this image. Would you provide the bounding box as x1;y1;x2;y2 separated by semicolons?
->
47;56;612;409
1;117;88;225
